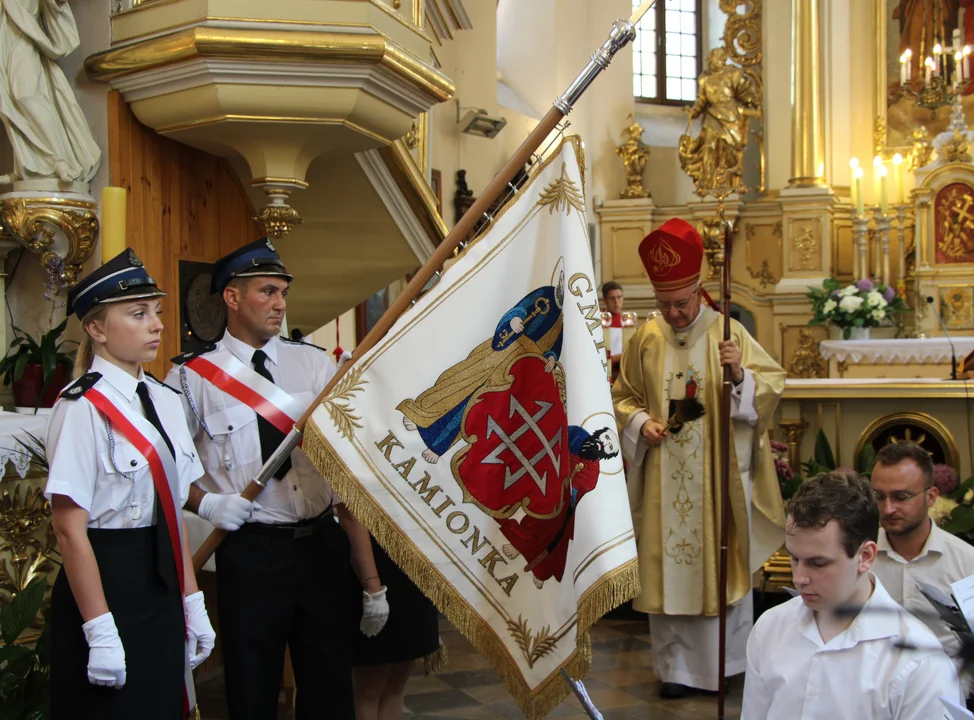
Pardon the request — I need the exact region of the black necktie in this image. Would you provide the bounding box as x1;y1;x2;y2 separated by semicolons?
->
252;349;291;479
135;382;178;588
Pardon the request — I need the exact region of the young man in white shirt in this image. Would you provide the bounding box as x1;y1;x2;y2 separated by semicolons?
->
871;442;974;660
742;471;963;719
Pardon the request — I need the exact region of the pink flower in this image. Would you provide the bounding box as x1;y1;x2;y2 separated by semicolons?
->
774;456;794;481
770;440;789;454
933;464;959;494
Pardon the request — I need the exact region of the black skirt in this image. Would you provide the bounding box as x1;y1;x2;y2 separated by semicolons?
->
353;537;440;666
50;526;185;720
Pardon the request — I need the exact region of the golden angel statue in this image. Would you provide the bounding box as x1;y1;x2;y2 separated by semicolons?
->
615;121;651;199
679;48;760;195
0;0;102;188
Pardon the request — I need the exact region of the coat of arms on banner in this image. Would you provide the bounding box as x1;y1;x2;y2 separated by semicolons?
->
304;137;639;719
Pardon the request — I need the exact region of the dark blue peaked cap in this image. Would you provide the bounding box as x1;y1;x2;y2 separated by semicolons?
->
67;248;166;321
211;237;292;294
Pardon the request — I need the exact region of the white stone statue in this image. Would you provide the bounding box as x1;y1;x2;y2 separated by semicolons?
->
0;0;101;188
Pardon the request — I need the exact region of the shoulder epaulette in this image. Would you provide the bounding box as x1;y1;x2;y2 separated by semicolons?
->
60;372;102;400
170;343;217;366
280;337;328;353
145;372;181;394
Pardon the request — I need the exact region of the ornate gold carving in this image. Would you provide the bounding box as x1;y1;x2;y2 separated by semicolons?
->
537;163;584;215
937;186;974;260
836;359;849;377
778;419;808;476
787;330;826;379
701;217;738;281
255;203;302;239
405;120;420;149
940;128;973;165
745;221;781;287
322;366;367;440
791;222;819;271
614;121;650;199
506;615;558;669
0;197;99;287
854;411;960;474
679;47;761;196
0;481;56;607
909;126;934;171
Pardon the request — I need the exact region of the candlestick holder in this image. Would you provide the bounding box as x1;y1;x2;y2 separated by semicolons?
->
895;203;910;280
901;74;970;114
873;209;892;286
852;213;869;281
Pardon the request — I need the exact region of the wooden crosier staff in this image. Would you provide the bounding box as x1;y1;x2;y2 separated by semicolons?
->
717;220;733;720
191;1;659;575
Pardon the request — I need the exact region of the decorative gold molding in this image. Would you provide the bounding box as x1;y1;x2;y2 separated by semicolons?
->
378;138;448;243
778;419;808;475
854;411;960;474
789;219;821;271
0;478;56;608
787;329;826;378
761;548;792;593
745;221;781;287
85;27;455;103
155;115;396;145
0;197;99;287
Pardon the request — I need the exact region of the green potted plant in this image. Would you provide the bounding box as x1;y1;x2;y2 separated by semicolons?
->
0;255;76;412
0;577;51;719
0;319;75;412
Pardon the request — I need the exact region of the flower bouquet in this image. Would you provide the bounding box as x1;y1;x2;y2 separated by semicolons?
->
807;277;909;339
772;440;802;500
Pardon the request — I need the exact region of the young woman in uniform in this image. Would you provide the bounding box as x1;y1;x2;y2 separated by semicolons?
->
45;249;215;719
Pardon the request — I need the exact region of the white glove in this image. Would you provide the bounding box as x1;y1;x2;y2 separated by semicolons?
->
82;612;126;688
184;591;216;669
198;492;253;531
361;587;389;637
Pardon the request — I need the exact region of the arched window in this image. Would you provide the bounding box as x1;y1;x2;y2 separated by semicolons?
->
632;0;702;105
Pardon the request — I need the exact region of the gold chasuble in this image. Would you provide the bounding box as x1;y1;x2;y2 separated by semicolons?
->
612;307;785;616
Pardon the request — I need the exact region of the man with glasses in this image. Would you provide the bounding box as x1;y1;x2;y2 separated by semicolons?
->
742;471;963;719
613;218;786;699
872;442;974;663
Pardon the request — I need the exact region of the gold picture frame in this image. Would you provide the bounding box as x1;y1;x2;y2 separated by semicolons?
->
874;0;974;158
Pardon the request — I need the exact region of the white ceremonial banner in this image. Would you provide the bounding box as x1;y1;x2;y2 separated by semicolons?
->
305;137;638;718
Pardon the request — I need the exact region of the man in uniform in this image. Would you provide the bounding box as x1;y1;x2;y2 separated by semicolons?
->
612;218;785;698
166;238;389;720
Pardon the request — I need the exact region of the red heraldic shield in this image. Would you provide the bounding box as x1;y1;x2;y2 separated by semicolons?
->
454;355;570;519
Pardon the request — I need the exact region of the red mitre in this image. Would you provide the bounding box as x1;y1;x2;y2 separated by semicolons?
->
638;218;703;292
638;218;720;311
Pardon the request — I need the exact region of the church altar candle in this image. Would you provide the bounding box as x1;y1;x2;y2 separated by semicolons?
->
965;46;971;81
935;44;943;75
955;29;963;53
873;156;883;207
892;153;904;205
926;56;934;84
850;157;860;212
877;165;889;214
854;167;864;216
101;186;127;263
900;52;908;85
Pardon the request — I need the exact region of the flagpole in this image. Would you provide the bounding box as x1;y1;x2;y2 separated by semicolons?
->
191;4;656;574
717;220;734;720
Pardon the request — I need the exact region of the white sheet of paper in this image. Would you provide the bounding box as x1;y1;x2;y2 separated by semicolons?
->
949;574;974;633
941;696;974;720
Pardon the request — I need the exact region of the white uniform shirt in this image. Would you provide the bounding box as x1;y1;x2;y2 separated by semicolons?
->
44;355;204;529
165;331;337;524
874;521;974;657
741;574;963;720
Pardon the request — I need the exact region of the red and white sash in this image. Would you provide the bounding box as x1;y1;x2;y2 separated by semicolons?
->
84;384;197;715
185;349;303;434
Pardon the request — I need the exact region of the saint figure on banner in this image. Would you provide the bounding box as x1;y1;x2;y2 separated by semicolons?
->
500;426;619;589
399;270;565;463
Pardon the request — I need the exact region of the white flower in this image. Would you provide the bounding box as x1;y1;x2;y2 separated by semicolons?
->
871;308;886;321
965;489;974;504
840;285;859;297
866;291;885;308
823;299;837;314
838;295;864;313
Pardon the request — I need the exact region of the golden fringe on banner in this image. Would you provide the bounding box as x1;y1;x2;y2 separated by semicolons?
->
423;643;448;675
303;423;640;719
